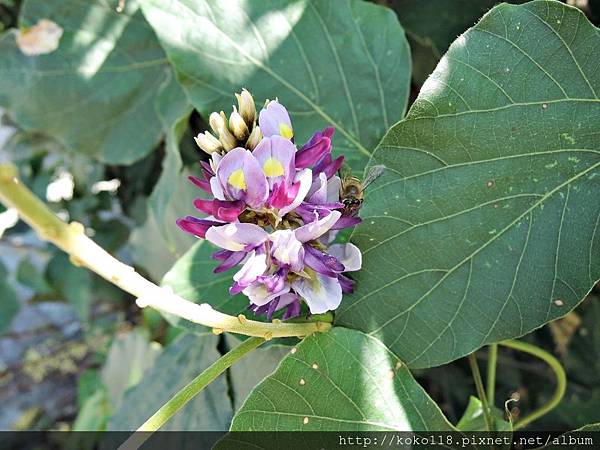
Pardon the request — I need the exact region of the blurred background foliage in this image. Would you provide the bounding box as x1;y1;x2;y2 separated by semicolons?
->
0;0;598;437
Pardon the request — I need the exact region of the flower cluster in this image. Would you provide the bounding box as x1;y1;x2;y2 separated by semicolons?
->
177;90;362;320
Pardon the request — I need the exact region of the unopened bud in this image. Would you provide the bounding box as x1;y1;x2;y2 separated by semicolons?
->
235;88;256;126
194;131;222;154
209;111;226;135
210;111;237;151
246;125;263;150
229;106;249;140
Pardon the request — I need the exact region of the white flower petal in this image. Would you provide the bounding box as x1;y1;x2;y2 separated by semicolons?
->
270;229;304;272
327;243;362;272
210;176;226;200
206;222;267;252
233;251;267;284
292;273;342;314
295;210;341;243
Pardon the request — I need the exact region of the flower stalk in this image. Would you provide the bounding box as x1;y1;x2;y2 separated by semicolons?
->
0;163;331;338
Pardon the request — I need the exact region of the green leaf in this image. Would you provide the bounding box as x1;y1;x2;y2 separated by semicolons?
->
337;0;600;368
100;328;161;412
0;259;19;333
456;396;512;435
72;389;110;432
16;256;53;296
391;0;527;85
229;327;454;431
161;240;251;334
129;70;196;281
0;0;168;164
108;332;232;431
139;0;411;168
46;252;92;321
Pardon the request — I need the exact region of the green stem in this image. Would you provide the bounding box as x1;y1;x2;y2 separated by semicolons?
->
118;337;265;450
499;339;566;430
486;343;498;405
0;163;330;339
468;352;494;432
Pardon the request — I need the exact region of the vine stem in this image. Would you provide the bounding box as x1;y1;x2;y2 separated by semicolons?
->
486;343;498;405
0;163;330;338
118;337;265;450
468;352;494;432
499;339;566;430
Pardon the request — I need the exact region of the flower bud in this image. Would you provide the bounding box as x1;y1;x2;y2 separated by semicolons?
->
246;125;263;150
194;131;222;154
235;88;256;126
229;106;249;140
209;111;237;151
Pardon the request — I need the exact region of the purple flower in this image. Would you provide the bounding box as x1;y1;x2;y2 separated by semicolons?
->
178;91;366;320
214;148;269;208
259;100;293;139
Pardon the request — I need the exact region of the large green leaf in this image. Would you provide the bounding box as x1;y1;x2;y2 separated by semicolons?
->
129;71;195;281
108;332;232;431
390;0;527;85
229;327;454;431
0;0;168;164
100;328;161;413
337;0;600;368
139;0;411;168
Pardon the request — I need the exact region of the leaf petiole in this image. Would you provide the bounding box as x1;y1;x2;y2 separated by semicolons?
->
468;352;494;433
499;339;566;430
118;336;265;450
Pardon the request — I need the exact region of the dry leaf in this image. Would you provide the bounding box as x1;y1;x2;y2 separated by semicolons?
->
16;19;63;56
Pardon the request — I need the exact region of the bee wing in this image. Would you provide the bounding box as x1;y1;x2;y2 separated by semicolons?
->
362;165;386;190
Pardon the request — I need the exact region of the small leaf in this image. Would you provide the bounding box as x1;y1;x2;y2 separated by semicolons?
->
16;256;53;296
337;0;600;369
228;327;454;431
0;259;19;332
46;252;92;321
456;396;512;435
139;0;411;168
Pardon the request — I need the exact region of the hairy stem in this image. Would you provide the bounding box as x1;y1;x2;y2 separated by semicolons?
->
486;343;498;405
499;339;566;430
468;352;494;432
118;337;264;450
0;163;330;338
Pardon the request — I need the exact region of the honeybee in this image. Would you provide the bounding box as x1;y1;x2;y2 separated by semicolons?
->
339;164;386;216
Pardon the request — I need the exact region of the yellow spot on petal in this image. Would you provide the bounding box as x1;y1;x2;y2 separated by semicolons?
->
263;157;285;177
303;417;309;425
279;123;293;139
228;169;246;190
